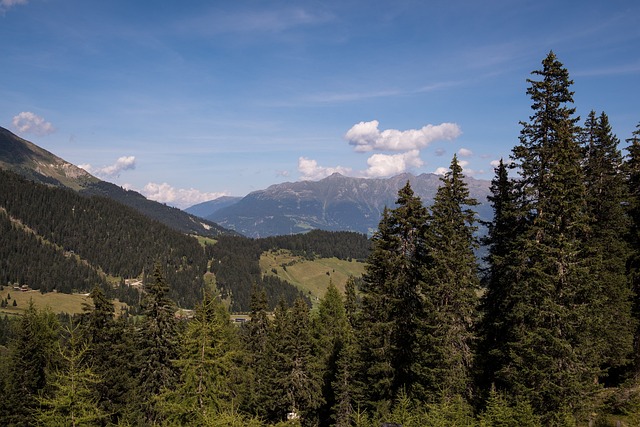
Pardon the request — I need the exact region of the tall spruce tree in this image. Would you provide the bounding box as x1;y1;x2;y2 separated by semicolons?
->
477;158;521;394
1;300;59;426
625;122;640;378
313;281;353;426
582;111;635;378
80;286;136;423
498;51;598;422
357;182;430;405
158;291;241;424
132;263;180;425
241;286;272;418
262;298;323;425
416;154;479;401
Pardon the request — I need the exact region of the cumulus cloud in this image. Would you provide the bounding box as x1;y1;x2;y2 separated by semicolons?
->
490;159;502;168
345;120;461;152
434;167;449;175
12;112;55;136
298;157;352;180
364;150;423;178
80;156;136;178
458;148;473;157
137;182;228;209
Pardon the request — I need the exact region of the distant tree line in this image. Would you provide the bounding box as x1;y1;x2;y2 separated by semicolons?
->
258;230;371;261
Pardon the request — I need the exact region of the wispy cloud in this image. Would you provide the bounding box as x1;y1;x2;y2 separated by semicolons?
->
12;112;55;136
574;61;640;77
302;79;463;106
1;0;27;12
177;6;333;37
306;89;403;104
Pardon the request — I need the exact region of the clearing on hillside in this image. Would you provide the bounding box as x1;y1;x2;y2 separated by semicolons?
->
259;249;365;304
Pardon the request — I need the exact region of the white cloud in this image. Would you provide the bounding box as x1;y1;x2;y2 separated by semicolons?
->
345;120;462;152
12;112;55;136
81;156;136;178
136;182;229;209
434;167;449;175
1;0;27;10
458;148;473;157
490;159;502;168
298;157;352;181
364;150;423;178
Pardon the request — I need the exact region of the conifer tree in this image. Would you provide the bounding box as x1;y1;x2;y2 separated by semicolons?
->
478;387;541;427
344;275;359;328
1;300;59;426
313;281;353;425
37;324;107;427
477;158;521;393
625;122;640;378
417;155;479;401
263;298;323;425
334;276;363;427
498;51;598;422
80;286;135;423
357;182;430;406
158;291;241;424
582;111;635;376
132;263;180;425
241;286;272;418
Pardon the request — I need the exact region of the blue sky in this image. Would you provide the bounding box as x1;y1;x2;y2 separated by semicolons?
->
2;0;639;208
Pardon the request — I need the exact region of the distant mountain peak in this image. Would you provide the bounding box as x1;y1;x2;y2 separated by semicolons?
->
0;126;232;237
206;172;492;237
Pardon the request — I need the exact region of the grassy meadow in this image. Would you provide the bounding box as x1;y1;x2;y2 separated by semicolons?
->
0;287;128;317
259;249;366;304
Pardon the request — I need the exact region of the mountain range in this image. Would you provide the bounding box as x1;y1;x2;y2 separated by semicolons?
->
1;126;493;239
187;172;493;238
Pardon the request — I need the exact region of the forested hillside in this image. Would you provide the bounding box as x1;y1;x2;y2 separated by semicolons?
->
0;169;370;311
0;168;208;308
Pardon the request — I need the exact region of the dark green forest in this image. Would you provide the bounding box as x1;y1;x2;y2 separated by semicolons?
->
0;168;368;312
1;52;640;426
